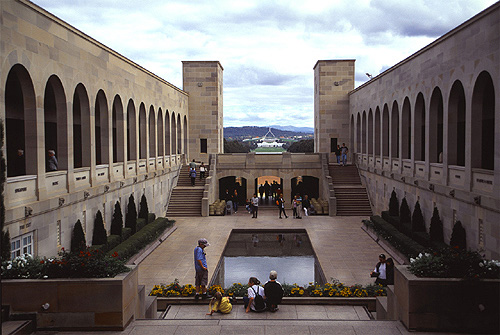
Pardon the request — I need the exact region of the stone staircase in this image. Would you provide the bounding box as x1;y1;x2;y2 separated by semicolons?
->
329;164;372;216
166;165;204;217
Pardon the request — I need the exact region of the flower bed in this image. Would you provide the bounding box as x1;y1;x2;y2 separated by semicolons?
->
149;279;386;298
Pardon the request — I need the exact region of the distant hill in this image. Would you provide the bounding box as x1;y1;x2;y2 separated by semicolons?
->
269;125;313;133
224;126;313;139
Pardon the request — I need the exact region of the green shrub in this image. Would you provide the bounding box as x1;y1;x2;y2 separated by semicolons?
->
382;211;400;230
110;201;123;237
429;207;444;242
108;218;173;261
411;201;425;232
389;190;399;216
71;219;86;253
107;235;121;251
412;231;431;248
368;216;425;259
399;197;411;225
122;227;132;241
92;210;107;246
136;218;147;232
139;194;149;223
125;195;137;234
147;213;156;224
400;221;412;237
450;220;466;250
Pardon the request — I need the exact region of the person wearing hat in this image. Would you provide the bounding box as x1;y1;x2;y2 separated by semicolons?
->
264;270;284;312
194;238;211;300
371;253;388;286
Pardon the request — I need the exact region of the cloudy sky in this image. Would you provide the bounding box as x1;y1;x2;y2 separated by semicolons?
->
32;0;497;128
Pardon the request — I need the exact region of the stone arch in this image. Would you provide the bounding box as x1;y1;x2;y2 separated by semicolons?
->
165;110;170;155
5;64;37;177
391;101;399;158
177;114;182;154
139;103;147;159
374;107;381;156
157;108;164;157
112;95;124;163
127;99;137;161
448;81;466;166
219;176;247;205
171;112;177;156
291;175;319;199
429;87;444;163
368;109;373;155
471;71;495;170
44;75;68;171
356;113;361;154
148;105;156;159
95;90;109;165
402;97;411;159
414;93;426;161
73;84;90;169
361;111;367;154
382;104;389;157
184;115;188;156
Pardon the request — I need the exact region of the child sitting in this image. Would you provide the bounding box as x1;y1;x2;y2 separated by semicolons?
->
206;291;232;315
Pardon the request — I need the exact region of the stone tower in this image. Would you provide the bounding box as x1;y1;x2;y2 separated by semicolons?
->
182;61;224;162
313;60;355;161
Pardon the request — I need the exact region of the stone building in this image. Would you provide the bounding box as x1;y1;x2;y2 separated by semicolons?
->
1;0;499;260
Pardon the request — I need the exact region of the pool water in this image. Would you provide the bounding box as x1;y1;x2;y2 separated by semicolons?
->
211;229;325;288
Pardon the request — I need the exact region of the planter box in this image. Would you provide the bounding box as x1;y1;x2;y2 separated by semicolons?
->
2;265;139;330
394;265;500;333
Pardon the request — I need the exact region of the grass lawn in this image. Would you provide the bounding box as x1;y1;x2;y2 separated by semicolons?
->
252;147;287;153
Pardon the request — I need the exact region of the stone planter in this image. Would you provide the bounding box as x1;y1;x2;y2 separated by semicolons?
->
394;265;500;334
2;265;139;330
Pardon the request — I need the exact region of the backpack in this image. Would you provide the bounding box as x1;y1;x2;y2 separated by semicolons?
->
252;286;266;312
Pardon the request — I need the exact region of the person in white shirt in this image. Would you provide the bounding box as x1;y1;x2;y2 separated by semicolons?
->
244;277;266;313
251;193;259;218
371;253;387;286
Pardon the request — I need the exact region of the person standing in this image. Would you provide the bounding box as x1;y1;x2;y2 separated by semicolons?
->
340;143;349;166
47;150;58;171
278;195;288;219
251;193;259;218
302;195;311;216
264;270;284;312
232;189;238;213
370;253;388;286
194;238;211;300
335;144;341;164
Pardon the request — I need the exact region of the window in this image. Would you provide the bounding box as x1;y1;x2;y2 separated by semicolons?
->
330;138;338;153
11;232;33;259
201;138;207;153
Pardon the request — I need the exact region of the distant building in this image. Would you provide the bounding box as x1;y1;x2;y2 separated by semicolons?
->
257;128;284;148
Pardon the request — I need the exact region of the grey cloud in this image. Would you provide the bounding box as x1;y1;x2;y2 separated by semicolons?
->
225;66;300;87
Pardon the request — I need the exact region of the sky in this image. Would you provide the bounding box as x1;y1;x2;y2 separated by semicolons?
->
32;0;498;128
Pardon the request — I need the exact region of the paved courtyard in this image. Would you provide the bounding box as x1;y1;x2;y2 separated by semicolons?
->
138;209;388;291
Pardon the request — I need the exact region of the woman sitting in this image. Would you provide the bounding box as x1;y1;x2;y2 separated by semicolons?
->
206;291;232;315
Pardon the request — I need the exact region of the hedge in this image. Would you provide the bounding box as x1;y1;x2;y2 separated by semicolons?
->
147;213;156;224
107;234;121;250
381;211;400;230
369;215;425;259
107;217;174;261
136;218;147;232
121;227;132;241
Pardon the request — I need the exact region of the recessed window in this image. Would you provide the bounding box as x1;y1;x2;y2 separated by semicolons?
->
201;139;207;153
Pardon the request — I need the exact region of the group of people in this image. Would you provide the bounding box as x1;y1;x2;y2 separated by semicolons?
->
189;159;207;186
276;194;315;219
334;143;349;166
194;238;284;315
258;180;282;204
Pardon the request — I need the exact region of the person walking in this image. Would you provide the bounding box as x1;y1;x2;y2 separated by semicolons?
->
194;238;211;300
370;253;388;286
189;159;196;169
335;144;341;164
264;270;284;312
251;193;259;218
47;150;58;171
199;162;206;179
340;143;349;166
302;195;311;216
189;167;196;186
277;195;288;219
